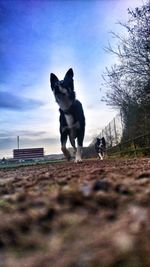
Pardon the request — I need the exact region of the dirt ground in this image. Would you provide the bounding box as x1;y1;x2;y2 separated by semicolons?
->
0;158;150;267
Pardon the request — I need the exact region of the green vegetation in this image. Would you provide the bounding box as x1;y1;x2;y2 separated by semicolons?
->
0;159;65;169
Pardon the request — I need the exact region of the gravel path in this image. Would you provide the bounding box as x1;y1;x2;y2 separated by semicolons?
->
0;158;150;267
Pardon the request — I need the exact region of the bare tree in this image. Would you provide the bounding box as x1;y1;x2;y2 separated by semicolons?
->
102;1;150;140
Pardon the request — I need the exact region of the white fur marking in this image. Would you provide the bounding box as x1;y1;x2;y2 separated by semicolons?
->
55;94;72;111
59;85;67;94
75;146;82;163
98;153;103;160
65;114;74;127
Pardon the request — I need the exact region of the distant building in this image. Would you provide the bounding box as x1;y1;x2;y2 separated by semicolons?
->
13;148;44;160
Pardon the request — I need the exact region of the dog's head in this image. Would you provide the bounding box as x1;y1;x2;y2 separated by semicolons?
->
96;137;106;149
50;69;75;107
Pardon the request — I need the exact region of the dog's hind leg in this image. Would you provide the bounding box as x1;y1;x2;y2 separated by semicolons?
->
61;146;71;161
61;132;71;161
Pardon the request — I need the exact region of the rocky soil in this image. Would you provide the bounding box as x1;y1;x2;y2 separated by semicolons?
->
0;158;150;267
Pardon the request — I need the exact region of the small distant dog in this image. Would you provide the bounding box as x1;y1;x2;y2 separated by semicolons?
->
95;137;106;160
50;68;85;162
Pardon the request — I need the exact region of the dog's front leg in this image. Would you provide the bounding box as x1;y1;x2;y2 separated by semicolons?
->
69;134;77;160
98;153;103;160
75;132;84;163
61;133;71;161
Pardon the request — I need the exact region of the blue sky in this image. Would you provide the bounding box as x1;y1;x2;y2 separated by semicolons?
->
0;0;142;158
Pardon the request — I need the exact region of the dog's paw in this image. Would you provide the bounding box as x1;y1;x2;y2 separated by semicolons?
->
74;158;82;163
74;155;82;163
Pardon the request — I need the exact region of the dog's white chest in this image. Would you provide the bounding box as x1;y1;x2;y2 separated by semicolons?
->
65;114;74;127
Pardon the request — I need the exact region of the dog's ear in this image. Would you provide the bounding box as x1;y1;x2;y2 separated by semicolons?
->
64;68;74;80
63;68;74;90
50;73;58;90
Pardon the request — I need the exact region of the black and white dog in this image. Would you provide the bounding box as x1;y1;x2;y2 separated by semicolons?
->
95;137;106;160
50;68;85;162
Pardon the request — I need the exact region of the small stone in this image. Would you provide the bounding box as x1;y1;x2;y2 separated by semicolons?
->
115;184;130;195
114;231;134;253
80;185;91;197
43;172;50;178
136;172;150;179
93;180;111;192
